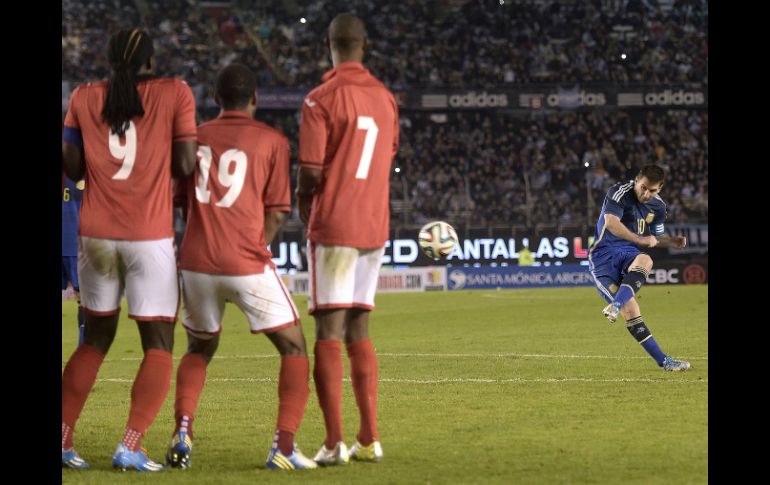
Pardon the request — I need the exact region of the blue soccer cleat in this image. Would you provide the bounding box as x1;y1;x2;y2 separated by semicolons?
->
661;355;691;372
266;444;319;470
62;448;89;469
165;430;193;469
112;443;165;472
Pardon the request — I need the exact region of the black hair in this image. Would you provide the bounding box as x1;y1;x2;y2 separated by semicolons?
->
102;29;154;136
637;164;665;185
215;63;257;110
328;13;366;55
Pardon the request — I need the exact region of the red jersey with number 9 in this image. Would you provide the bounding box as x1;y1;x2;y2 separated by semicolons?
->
299;61;399;248
63;77;197;240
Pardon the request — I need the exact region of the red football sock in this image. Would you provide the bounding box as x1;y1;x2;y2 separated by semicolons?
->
122;427;143;451
125;348;173;450
347;338;379;445
313;340;344;448
276;355;310;455
174;353;209;438
62;344;105;449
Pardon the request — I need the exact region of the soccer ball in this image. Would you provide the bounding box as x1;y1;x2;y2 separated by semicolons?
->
418;221;459;259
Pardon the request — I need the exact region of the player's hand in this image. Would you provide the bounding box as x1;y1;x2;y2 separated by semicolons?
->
638;235;658;248
672;235;687;248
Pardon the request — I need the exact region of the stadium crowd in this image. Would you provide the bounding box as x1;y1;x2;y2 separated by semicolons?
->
64;0;708;92
62;0;708;228
396;109;707;227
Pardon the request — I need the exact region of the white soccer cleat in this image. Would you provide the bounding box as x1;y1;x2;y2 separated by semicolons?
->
602;303;621;323
349;440;383;462
313;441;349;466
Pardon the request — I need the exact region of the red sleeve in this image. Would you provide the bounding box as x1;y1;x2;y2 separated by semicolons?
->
263;137;291;212
173;80;197;142
298;94;327;167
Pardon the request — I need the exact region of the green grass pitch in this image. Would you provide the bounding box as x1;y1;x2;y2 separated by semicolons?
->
62;285;707;484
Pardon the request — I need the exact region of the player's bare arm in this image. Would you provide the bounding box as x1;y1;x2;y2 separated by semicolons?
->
654;235;687;249
296;166;321;224
172;140;197;178
264;211;286;245
62;142;85;181
603;214;658;248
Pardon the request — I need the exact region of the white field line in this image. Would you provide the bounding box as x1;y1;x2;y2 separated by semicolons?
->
92;352;708;362
96;376;706;384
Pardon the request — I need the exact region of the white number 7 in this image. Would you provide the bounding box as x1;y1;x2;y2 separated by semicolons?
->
355;116;378;180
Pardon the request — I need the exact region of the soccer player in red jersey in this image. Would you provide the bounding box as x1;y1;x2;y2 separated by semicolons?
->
61;29;197;471
296;13;399;465
165;63;317;471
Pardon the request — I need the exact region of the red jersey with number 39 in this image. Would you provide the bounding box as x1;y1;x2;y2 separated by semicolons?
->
63;77;197;240
179;112;291;275
299;61;399;248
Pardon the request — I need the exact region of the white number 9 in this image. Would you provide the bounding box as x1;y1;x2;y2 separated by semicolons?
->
109;121;137;180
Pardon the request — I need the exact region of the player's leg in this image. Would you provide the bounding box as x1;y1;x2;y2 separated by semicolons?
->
312;308;349;464
166;270;224;469
604;252;652;321
61;314;119;469
62;237;123;469
307;241;357;465
620;299;691;371
113;238;178;471
345;309;383;462
230;268;316;470
166;333;219;469
264;325;317;470
345;246;385;462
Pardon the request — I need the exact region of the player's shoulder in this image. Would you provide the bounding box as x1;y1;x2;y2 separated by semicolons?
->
305;80;335;105
607;179;635;202
651;194;667;209
70;80;108;97
199;117;287;144
248;119;289;145
145;76;191;91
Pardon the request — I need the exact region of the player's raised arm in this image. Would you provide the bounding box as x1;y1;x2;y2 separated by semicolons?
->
603;213;658;248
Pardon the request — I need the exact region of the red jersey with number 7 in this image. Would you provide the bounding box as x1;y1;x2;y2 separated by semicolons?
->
299;61;399;248
63;77;197;240
179;112;291;275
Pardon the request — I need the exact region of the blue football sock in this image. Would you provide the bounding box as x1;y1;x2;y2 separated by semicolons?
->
626;316;666;366
612;266;649;308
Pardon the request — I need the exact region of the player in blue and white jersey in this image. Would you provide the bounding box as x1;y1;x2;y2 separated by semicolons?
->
588;165;690;371
62;175;84;347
